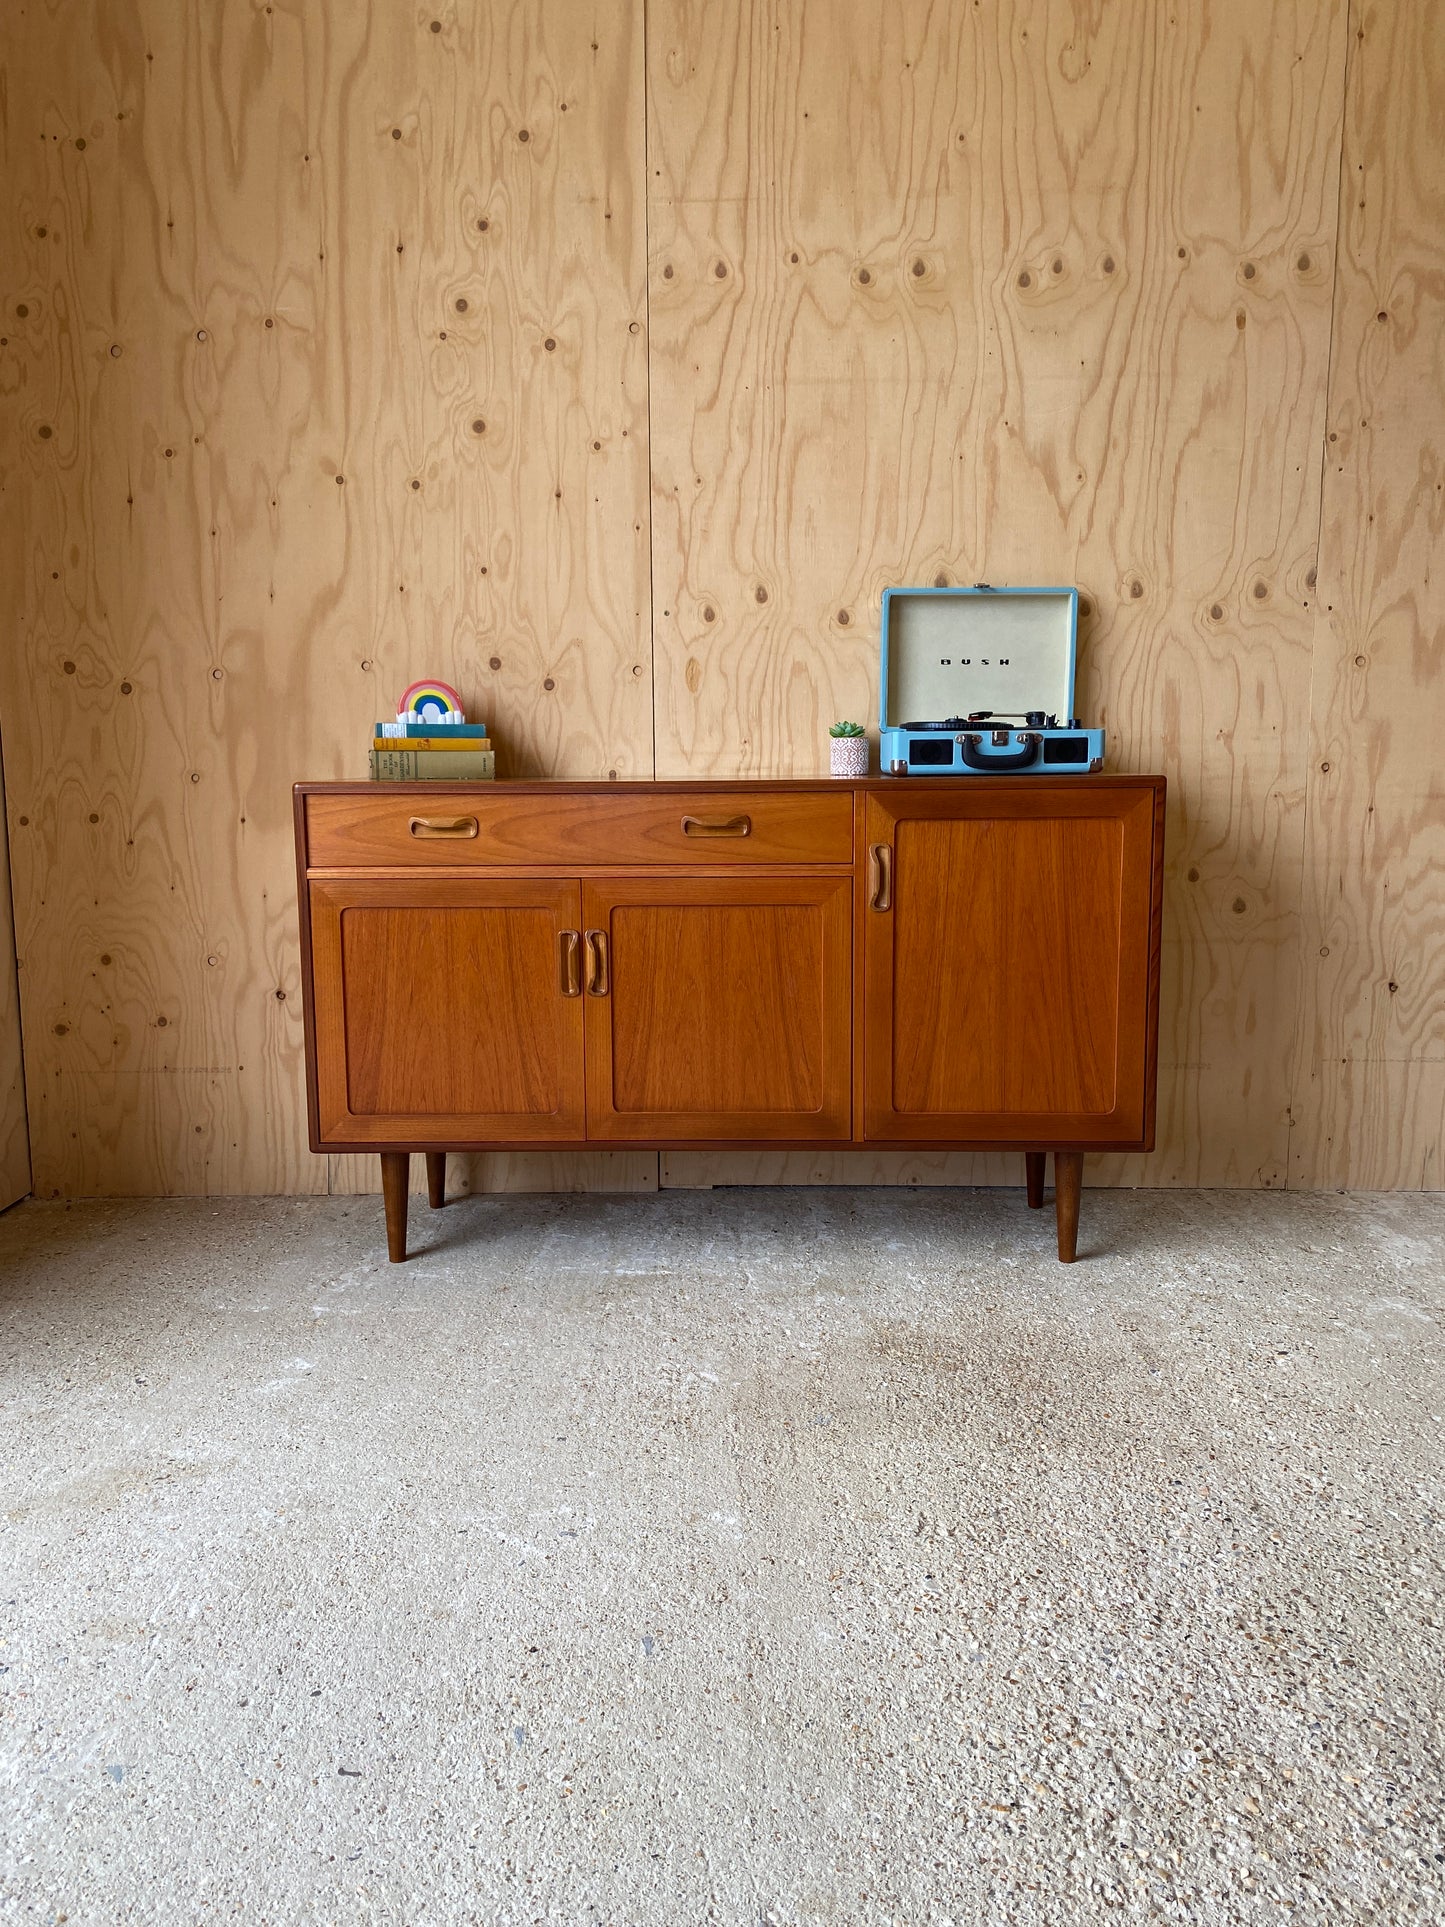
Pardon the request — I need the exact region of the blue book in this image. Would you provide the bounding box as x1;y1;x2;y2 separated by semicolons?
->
374;720;489;739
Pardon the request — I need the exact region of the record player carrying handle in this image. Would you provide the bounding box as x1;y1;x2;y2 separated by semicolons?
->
868;843;892;912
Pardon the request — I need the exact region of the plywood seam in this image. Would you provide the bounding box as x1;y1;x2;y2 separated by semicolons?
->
642;0;659;781
0;721;33;1204
1287;0;1356;1194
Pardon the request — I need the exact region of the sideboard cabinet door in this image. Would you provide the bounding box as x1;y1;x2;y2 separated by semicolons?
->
307;876;585;1145
582;875;853;1141
863;787;1161;1145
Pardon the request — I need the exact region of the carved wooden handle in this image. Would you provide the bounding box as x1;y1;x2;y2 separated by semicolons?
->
557;930;581;997
584;928;610;996
681;814;751;838
408;816;479;839
868;843;892;911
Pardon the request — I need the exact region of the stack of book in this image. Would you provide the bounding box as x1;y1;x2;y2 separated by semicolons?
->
369;680;495;781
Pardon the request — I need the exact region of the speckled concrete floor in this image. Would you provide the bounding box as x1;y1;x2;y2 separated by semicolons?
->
2;1188;1443;1926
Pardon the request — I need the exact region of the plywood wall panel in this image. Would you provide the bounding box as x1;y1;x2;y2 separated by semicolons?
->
3;0;1439;1199
1290;1;1445;1191
0;1;650;1197
646;0;1348;1189
0;739;29;1211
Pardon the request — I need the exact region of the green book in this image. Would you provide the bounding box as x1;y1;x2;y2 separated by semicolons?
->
369;749;496;781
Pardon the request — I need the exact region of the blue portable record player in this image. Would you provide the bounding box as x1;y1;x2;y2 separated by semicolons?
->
878;584;1105;775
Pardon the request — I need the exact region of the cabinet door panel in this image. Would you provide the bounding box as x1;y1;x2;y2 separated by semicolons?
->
584;876;852;1140
309;877;584;1144
864;789;1160;1143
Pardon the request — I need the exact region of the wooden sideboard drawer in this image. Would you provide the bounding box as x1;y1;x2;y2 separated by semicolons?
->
304;787;854;869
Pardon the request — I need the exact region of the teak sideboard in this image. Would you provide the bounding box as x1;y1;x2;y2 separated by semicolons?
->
294;777;1165;1264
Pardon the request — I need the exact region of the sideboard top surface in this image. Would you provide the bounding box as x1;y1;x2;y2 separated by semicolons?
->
295;775;1165;798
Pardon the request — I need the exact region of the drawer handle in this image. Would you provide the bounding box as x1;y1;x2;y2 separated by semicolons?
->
681;813;751;838
584;928;610;996
869;842;892;912
557;929;582;998
408;815;479;839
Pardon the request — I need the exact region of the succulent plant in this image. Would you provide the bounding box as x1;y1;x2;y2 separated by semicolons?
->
829;720;866;738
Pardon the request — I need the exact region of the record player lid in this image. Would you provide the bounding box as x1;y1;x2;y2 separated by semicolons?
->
879;586;1078;732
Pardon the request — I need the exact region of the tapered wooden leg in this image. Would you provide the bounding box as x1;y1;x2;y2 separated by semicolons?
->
425;1152;447;1210
1025;1151;1046;1209
1054;1151;1082;1263
381;1152;411;1263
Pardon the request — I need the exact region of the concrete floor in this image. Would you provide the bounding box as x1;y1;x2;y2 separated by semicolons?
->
1;1188;1443;1926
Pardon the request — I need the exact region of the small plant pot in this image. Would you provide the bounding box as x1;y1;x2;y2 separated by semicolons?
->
829;735;869;778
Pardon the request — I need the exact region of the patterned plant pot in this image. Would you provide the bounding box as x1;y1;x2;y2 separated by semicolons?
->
829;735;869;778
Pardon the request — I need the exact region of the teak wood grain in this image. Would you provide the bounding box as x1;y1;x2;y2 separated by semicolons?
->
580;873;852;1142
293;777;1163;1257
308;875;585;1146
305;787;853;870
862;788;1158;1145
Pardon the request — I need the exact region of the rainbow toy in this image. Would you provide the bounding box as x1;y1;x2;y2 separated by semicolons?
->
396;679;465;725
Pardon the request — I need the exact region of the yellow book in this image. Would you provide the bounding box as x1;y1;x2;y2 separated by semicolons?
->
372;735;492;751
